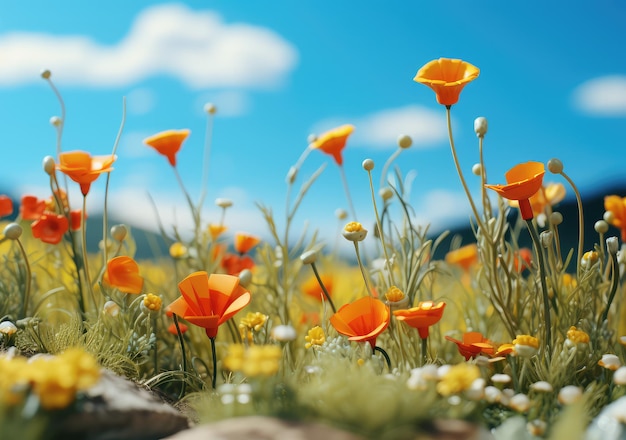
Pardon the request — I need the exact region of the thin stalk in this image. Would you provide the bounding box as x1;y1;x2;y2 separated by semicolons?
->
16;239;32;319
210;337;218;389
353;242;374;296
199;111;215;208
559;171;584;276
338;165;357;221
601;250;620;323
173;314;188;399
478;135;492;218
81;195;97;311
374;346;392;371
366;168;396;287
421;337;428;366
379;148;403;189
310;262;336;313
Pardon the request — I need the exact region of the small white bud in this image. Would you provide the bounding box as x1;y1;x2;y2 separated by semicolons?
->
379;187;394;201
509;393;530;413
547;158;564;174
595;220;609;234
604;211;615;223
335;208;347;220
0;321;18;336
238;269;252;288
549;212;563;225
607;236;619;256
540;230;553;248
49;116;62;127
471;163;482;176
362;159;374;171
103;300;121;317
300;250;317;265
3;223;22;240
474;117;488;137
271;324;297;342
42;155;56;175
110;224;128;242
614;366;626;385
204;103;217;114
215;198;233;209
397;134;412;149
40;69;51;79
558;385;582;405
307;133;317;144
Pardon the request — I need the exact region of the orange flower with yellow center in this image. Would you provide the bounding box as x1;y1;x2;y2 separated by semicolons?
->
167;271;251;339
234;232;261;254
143;129;190;167
310;124;354;166
604;195;626;241
445;332;495;360
57;151;116;196
485;161;545;220
413;58;480;106
393;301;446;339
31;211;69;244
102;256;144;294
330;296;390;349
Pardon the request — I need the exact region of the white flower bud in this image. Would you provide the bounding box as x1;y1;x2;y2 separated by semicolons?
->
286;166;298;184
300;250;317;265
530;381;553;393
238;269;252;287
307;134;317;144
397;134;412;149
0;321;18;336
607;237;619;256
614;366;626;385
103;300;121;317
3;223;22;240
215;198;233;209
595;220;609;234
471;163;482;176
42;155;56;175
362;159;374;171
473;117;488;137
110;224;128;242
547;158;564;174
379;187;394;201
540;230;553;248
509;393;530;412
40;69;51;79
549;212;563;225
49;116;62;127
204;103;217;114
604;211;615;224
271;324;297;342
342;223;368;242
558;385;582;405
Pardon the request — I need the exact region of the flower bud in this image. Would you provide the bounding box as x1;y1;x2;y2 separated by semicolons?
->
362;159;374;171
397;134;412;149
40;69;51;79
215;198;233;209
594;220;609;234
607;236;619;256
110;224;128;242
204;103;217;114
103;300;121;317
379;187;393;201
342;222;368;242
271;324;297;342
335;208;347;220
300;250;317;265
42;155;56;175
0;321;18;336
286;166;298;184
49;116;62;127
307;133;317;144
3;223;22;240
604;211;615;224
540;230;553;248
471;163;482;176
549;212;563;226
547;158;563;174
473;117;488;137
238;269;253;287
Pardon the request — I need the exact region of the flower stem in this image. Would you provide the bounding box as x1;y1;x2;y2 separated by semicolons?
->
525;219;552;358
559;171;584;276
15;239;32;319
374;346;392;371
420;337;428;366
338;165;357;221
173;314;188;399
81;195;97;312
601;250;620;324
353;242;374;297
366;168;396;287
210;336;218;389
310;261;336;313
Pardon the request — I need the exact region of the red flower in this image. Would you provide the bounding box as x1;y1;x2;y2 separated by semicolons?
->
70;209;83;231
0;195;13;218
20;195;46;221
221;254;255;276
31;211;69;244
445;332;495;360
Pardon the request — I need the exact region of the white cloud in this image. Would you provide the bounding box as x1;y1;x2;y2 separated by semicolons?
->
310;105;446;150
0;3;298;89
573;75;626;116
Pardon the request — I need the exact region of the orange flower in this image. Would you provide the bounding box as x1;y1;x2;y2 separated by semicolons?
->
208;223;227;240
445;332;495;360
143;129;190;167
445;243;478;272
302;274;333;302
513;248;533;273
31;211;69;244
220;253;255;276
57;151;116;196
168;322;188;335
102;256;144;294
234;232;261;254
167;271;251;339
19;195;46;220
413;58;480;106
46;189;69;212
485;161;546;220
604;195;626;241
310;124;354;166
393;301;446;339
330;296;390;348
509;182;566;218
0;195;13;218
70;209;83;231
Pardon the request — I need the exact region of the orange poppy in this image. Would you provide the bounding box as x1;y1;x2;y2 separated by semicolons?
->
167;271;251;339
413;58;480;106
513;248;533;273
604;195;626;241
485;161;545;220
329;296;390;348
0;195;13;218
102;256;144;294
70;209;83;231
31;211;69;244
393;301;446;339
302;274;333;302
445;332;495;360
57;151;116;196
445;243;478;272
509;182;566;218
221;253;255;276
143;129;190;167
234;232;261;254
310;124;354;166
208;223;227;240
168;322;188;335
19;195;46;221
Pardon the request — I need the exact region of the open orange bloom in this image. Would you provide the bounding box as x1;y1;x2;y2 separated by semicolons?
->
57;151;116;196
19;195;46;221
509;182;566;218
143;129;190;167
234;232;261;254
102;256;144;294
330;296;390;348
302;274;333;302
31;211;69;244
485;161;545;220
220;253;255;276
604;195;626;241
310;124;354;166
413;58;480;106
167;271;251;339
393;301;446;339
445;243;478;272
0;195;13;218
445;332;495;360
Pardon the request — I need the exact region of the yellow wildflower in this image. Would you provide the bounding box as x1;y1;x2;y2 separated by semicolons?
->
566;326;590;344
581;251;599;269
239;312;268;333
223;344;282;377
513;335;539;358
436;363;481;396
169;242;188;259
142;293;162;313
385;286;405;303
208;223;227;240
305;326;326;349
342;222;367;241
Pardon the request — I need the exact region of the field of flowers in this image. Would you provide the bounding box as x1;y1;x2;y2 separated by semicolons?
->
1;58;626;440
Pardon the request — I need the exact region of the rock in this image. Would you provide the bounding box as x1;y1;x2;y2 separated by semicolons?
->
53;369;190;440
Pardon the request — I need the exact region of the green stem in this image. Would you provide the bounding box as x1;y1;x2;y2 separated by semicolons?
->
15;239;32;319
338;164;357;221
525;219;552;359
310;262;336;313
601;251;620;323
374;346;392;372
81;195;97;312
559;171;584;276
173;314;188;399
210;336;218;389
366;168;396;287
353;242;374;296
421;337;428;366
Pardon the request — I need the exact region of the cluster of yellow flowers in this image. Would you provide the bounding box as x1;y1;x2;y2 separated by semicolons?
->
0;348;100;410
222;344;282;377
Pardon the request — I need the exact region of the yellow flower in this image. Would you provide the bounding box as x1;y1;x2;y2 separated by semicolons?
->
436;363;481;396
566;326;589;344
169;242;188;259
208;223;227;240
581;251;599;268
513;334;539;358
223;344;282;377
385;286;405;303
239;312;269;341
342;222;368;241
305;326;326;349
142;293;162;313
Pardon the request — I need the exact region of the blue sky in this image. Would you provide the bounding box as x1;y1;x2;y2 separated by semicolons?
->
1;1;625;249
